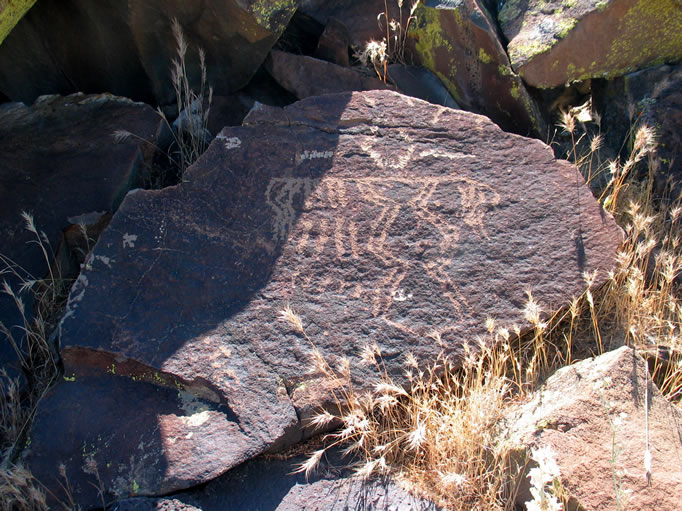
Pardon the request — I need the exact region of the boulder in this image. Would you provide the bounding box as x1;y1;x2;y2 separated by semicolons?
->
0;93;165;377
388;64;460;109
410;0;546;136
503;346;682;510
0;0;296;105
314;17;352;67
266;50;389;99
499;0;682;88
25;90;621;508
593;64;682;197
110;448;438;510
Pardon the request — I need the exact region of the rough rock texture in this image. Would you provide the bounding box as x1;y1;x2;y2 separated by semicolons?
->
0;93;165;376
314;17;352;67
499;0;682;88
0;0;296;105
410;0;545;136
593;64;682;197
266;50;389;99
111;448;437;510
25;90;621;508
503;346;682;511
388;64;460;109
299;0;399;48
0;0;36;45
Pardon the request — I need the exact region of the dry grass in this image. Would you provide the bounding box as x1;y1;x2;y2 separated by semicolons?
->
356;0;419;82
114;19;213;184
281;104;682;509
0;214;65;510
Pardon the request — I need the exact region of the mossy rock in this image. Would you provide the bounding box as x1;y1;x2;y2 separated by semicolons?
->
0;0;37;45
500;0;682;87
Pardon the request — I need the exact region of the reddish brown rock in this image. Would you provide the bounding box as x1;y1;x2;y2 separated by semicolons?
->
26;90;621;508
314;17;352;67
503;346;682;511
265;50;389;99
499;0;682;88
0;93;165;377
410;0;546;136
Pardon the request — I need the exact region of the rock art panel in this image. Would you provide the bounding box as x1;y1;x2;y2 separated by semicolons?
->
503;346;682;510
25;91;622;508
499;0;682;88
410;0;546;136
0;93;165;377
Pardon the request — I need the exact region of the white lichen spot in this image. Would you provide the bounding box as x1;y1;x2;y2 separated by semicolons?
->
216;134;242;150
185;410;211;427
300;150;334;160
95;255;112;268
392;289;413;302
123;233;137;248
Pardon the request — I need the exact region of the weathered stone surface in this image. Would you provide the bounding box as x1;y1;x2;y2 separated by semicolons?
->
0;0;36;45
388;64;460;109
411;0;546;136
314;17;352;67
593;64;682;197
111;448;437;511
299;0;399;48
266;50;389;99
503;346;682;510
499;0;682;88
27;90;621;508
0;0;296;105
0;93;165;376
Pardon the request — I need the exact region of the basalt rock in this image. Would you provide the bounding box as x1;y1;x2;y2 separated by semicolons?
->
0;93;165;377
24;90;621;508
0;0;296;105
593;64;682;198
410;0;546;136
265;50;389;99
499;0;682;88
503;346;682;510
110;447;438;510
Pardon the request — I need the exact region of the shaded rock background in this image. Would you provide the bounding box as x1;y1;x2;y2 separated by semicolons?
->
110;447;438;510
23;90;621;509
0;93;165;377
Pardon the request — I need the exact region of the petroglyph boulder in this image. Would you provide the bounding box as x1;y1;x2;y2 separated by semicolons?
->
24;90;621;508
503;346;682;510
410;0;545;136
498;0;682;88
0;93;165;378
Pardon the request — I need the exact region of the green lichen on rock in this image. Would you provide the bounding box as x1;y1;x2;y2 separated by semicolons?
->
601;0;682;80
412;4;463;103
499;0;522;25
0;0;37;46
479;48;493;64
249;0;297;32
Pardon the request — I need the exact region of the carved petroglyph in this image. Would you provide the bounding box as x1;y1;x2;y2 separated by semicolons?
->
266;174;500;318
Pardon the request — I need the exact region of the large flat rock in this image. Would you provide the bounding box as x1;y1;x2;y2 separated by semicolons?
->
25;90;622;508
0;93;165;377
